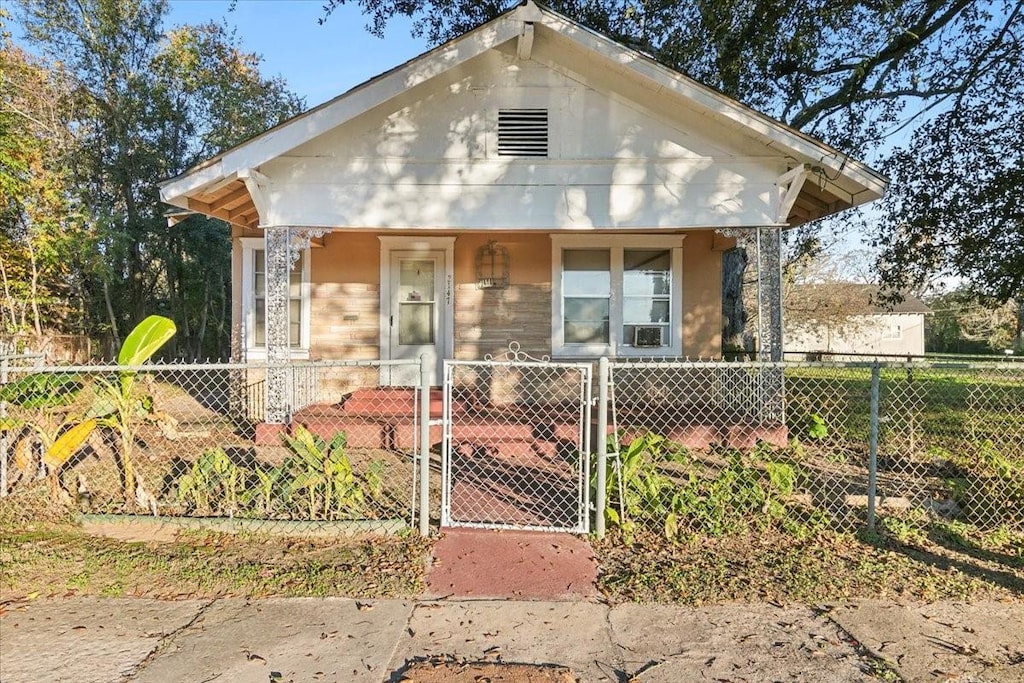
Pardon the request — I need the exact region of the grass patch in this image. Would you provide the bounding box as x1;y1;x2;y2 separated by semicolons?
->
0;523;432;601
595;524;1024;605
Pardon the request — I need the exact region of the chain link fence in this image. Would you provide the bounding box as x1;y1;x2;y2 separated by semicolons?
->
3;355;1021;540
0;359;430;535
598;359;1024;539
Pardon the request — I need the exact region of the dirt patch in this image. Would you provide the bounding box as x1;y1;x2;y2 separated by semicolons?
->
396;657;576;682
597;526;1024;605
80;519;182;543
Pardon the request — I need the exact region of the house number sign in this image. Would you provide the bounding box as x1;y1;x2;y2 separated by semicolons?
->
446;275;452;304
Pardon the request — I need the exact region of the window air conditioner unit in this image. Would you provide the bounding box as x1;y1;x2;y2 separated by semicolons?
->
633;326;663;347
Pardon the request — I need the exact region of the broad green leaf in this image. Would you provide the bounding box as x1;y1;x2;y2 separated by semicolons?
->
0;374;83;409
117;315;176;366
665;512;678;540
43;419;96;469
328;431;347;453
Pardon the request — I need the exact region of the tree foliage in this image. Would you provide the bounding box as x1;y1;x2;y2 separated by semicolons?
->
925;290;1023;354
0;18;85;336
871;5;1024;306
6;0;303;358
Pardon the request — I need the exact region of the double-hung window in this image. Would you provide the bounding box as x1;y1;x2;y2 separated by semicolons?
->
240;237;310;359
552;235;684;357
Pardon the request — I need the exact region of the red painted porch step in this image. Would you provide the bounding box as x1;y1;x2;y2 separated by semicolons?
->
339;387;446;418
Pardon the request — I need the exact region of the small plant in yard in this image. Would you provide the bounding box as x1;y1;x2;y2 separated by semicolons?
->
240;462;289;516
806;413;829;440
177;447;246;515
600;432;803;542
87;315;177;508
281;426;366;520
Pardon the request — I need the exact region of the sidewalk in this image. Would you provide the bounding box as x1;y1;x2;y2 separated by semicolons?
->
2;597;1021;682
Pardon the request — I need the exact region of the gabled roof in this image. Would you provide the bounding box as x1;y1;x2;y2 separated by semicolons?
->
159;0;887;227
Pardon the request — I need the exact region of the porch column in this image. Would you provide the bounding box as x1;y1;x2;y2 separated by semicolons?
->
264;225;292;424
756;226;783;362
756;225;785;423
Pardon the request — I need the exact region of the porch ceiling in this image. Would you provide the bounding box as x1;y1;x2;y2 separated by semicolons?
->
788;182;852;227
185;179;259;229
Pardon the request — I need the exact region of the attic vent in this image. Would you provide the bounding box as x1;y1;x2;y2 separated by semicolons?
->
498;109;548;157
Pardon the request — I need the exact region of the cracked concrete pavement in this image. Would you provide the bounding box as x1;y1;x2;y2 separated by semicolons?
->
1;598;1021;682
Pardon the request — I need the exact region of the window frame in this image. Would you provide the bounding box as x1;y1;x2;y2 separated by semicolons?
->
240;236;311;360
551;235;685;358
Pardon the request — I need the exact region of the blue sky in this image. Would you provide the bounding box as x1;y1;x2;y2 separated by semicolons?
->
167;0;431;106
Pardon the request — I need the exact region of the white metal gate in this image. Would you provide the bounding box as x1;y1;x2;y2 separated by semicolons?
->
441;353;592;533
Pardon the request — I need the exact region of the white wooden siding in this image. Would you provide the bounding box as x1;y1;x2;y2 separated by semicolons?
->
261;42;785;230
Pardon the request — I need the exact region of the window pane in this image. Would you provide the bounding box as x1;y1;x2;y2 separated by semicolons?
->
623;298;670;323
563;250;610;296
565;321;610;344
564;297;609;344
565;298;609;322
625;324;668;347
289;299;302;347
251;248;306;350
400;259;435;302
624;250;671;296
254;297;265;346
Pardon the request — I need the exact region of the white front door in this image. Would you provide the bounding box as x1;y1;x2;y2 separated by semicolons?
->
386;251;446;385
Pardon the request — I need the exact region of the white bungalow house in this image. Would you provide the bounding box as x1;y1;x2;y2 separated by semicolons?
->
159;1;886;423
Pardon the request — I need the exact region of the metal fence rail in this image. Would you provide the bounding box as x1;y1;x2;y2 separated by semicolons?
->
0;359;430;535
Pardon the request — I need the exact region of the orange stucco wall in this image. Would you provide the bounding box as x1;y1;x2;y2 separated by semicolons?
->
232;230;723;360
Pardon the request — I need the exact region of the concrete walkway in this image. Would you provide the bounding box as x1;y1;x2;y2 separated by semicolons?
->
1;597;1021;682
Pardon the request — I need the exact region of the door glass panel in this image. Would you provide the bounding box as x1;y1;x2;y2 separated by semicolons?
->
399;303;435;345
400;259;435;302
397;258;436;346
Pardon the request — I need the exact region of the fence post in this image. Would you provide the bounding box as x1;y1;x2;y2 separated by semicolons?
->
595;357;609;539
0;355;7;497
418;354;432;537
867;361;880;532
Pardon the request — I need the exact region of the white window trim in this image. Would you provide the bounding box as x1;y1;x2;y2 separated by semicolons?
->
551;234;685;358
240;236;311;360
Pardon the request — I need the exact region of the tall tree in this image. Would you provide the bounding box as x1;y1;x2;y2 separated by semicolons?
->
13;0;303;358
871;9;1024;308
0;20;87;337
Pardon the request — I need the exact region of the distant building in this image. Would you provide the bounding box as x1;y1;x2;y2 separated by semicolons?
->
786;284;931;359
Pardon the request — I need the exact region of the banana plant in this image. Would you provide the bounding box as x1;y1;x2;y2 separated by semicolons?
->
1;374;90;495
87;315;176;506
177;447;245;515
281;426;364;520
1;316;175;506
241;462;288;516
